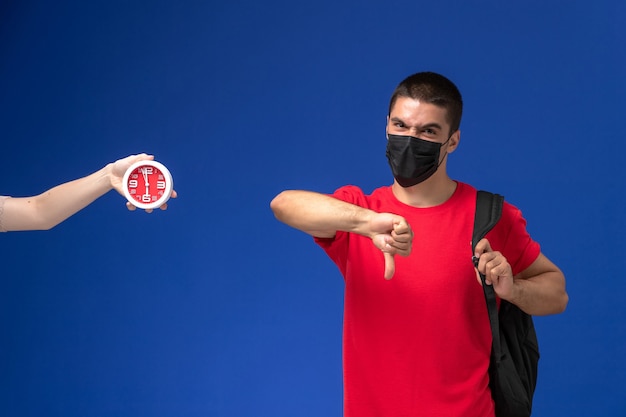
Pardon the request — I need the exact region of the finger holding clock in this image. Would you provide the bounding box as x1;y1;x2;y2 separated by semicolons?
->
126;189;178;212
112;153;154;177
154;189;177;211
158;189;178;210
110;153;154;195
130;203;154;214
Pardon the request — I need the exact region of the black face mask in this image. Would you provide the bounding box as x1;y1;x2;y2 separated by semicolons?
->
386;134;451;188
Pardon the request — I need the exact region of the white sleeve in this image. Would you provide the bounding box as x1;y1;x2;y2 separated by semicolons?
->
0;196;10;232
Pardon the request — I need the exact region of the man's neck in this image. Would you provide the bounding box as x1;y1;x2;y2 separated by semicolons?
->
391;175;458;208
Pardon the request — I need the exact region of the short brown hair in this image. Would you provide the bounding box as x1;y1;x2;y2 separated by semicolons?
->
388;72;463;135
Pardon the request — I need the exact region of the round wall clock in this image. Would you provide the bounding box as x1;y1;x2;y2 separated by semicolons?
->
122;160;174;210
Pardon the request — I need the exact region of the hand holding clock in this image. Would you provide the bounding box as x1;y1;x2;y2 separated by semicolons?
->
0;153;177;232
110;153;177;213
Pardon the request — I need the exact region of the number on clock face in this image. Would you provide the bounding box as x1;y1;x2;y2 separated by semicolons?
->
122;159;173;210
127;165;166;204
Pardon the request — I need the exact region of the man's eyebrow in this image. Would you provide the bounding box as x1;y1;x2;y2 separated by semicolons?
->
390;117;443;130
422;122;443;131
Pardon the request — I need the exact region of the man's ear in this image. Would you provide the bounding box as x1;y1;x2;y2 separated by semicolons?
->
447;129;461;153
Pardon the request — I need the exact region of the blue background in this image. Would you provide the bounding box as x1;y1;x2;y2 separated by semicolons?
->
1;1;624;416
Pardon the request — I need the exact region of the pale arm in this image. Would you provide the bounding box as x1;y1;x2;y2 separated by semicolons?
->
1;154;177;231
270;190;413;279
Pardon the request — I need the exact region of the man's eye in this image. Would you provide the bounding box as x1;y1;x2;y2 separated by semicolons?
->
423;129;436;135
394;122;405;128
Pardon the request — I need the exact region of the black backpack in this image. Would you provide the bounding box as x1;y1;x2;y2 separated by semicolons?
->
471;191;540;417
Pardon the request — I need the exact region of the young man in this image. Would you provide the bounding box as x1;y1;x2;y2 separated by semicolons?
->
0;153;176;232
270;72;568;417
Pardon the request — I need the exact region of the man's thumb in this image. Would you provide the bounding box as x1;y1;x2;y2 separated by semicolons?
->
384;253;395;280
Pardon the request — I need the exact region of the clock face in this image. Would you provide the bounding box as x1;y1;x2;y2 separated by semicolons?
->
122;160;173;210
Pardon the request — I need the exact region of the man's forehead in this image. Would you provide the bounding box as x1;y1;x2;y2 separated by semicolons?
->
391;97;444;113
389;98;450;125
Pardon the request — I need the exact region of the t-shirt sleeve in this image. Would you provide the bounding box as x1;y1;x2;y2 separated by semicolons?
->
0;196;10;232
490;201;541;276
313;185;367;277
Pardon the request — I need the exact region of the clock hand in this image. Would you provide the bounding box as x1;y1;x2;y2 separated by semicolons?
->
142;168;150;195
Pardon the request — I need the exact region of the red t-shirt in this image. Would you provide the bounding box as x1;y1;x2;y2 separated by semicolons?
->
315;182;540;417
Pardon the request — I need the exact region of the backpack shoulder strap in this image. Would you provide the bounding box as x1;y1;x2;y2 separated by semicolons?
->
472;190;504;252
472;190;505;366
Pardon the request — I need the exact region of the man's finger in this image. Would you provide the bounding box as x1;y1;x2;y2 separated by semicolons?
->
392;220;408;234
474;238;493;257
384;252;395;280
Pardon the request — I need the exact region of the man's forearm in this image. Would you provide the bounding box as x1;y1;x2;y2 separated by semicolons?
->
270;190;374;238
510;271;568;316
